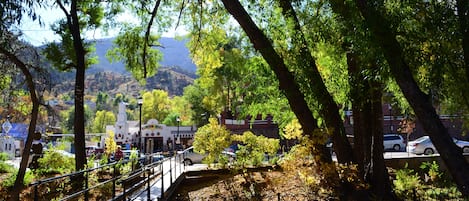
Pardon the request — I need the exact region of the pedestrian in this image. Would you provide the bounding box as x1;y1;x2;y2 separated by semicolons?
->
115;146;124;161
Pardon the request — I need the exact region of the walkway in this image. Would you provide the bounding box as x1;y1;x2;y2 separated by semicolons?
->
131;156;207;201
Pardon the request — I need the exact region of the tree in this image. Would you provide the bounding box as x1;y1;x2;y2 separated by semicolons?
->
60;105;93;134
0;1;49;199
276;0;353;163
352;0;469;196
183;83;212;127
0;33;47;201
91;110;116;133
96;92;110;111
193;118;232;164
43;0;125;175
141;90;171;122
456;0;469;81
104;130;118;156
232;131;280;167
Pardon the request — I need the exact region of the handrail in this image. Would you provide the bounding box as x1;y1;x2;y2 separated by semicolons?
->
29;152;185;201
29;160;119;186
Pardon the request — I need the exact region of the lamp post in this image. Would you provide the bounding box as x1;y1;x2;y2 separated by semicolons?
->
176;116;180;154
137;97;143;154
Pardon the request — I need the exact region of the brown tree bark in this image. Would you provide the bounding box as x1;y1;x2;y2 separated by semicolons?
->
346;52;368;177
220;0;331;162
58;0;87;173
0;46;40;201
355;0;469;196
368;78;394;200
277;0;354;164
57;1;87;191
347;52;394;199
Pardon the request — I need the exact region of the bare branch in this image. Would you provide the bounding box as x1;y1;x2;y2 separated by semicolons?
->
142;0;162;79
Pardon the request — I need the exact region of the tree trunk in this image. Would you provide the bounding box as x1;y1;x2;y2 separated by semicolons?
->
57;0;87;188
347;51;369;178
68;0;87;173
355;0;469;196
0;47;40;201
220;0;331;162
347;53;394;199
277;0;354;164
368;79;394;200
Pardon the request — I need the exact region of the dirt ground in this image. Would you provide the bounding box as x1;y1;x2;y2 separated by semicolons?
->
171;168;338;201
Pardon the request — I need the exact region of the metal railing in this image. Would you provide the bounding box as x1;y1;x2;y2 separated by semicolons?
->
29;152;186;201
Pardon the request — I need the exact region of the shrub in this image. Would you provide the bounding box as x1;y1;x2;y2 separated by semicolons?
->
232;131;280;168
0;162;15;173
35;149;75;176
420;161;442;183
393;162;463;200
393;165;421;198
0;153;9;161
1;169;35;188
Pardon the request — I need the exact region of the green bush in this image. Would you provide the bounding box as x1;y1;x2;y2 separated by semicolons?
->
420;161;442;183
0;162;15;173
0;153;9;161
393;162;463;200
393;165;421;198
35;149;75;176
1;169;35;188
232;132;280;168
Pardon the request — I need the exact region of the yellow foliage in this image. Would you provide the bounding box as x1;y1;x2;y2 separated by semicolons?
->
105;130;117;155
193;118;232;164
280;129;366;195
283;119;303;140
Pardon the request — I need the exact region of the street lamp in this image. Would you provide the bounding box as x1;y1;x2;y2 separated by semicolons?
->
176;116;180;153
137;97;143;154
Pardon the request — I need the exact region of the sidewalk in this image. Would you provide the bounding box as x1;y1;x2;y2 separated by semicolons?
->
133;157;205;200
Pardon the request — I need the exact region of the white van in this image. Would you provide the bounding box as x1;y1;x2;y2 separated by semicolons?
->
383;134;405;151
180;146;236;165
181;146;205;165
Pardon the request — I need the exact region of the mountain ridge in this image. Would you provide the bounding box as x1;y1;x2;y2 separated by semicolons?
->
89;37;196;74
47;37;197;97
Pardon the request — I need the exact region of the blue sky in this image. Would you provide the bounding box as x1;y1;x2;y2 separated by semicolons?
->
19;5;187;46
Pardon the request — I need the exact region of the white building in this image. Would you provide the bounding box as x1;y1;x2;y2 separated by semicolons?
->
1;118;16;159
0;136;16;159
106;102;196;153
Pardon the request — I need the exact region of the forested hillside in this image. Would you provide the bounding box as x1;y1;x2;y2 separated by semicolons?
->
46;37;196;97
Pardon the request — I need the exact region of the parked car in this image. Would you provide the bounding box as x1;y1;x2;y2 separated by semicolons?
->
407;136;469;155
151;154;164;162
122;149;140;160
181;146;205;165
86;146;104;158
180;146;236;165
383;134;406;151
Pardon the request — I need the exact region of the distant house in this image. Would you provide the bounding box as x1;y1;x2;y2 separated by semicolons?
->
105;102;196;153
0;136;15;158
2;123;45;157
